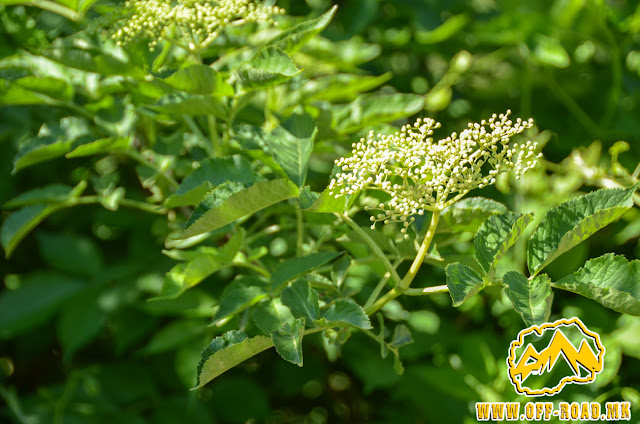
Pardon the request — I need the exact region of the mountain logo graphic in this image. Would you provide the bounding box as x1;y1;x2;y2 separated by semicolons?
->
507;318;605;396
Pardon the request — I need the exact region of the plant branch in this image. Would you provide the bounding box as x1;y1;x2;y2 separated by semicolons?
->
364;211;440;315
334;212;402;286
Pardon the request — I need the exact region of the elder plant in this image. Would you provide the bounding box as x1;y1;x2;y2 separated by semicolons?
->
0;0;638;395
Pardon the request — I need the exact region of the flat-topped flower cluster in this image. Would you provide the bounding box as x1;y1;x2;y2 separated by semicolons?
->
111;0;284;50
328;110;540;233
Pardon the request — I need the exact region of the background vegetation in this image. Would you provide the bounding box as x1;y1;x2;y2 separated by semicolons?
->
1;0;640;423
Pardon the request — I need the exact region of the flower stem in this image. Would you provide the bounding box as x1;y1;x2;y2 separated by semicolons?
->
364;259;402;309
335;213;402;286
364;211;440;315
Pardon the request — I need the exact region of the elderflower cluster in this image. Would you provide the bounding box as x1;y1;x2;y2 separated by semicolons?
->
328;110;541;234
111;0;284;50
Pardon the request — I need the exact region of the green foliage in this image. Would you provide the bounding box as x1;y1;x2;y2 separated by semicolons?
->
553;254;640;315
528;184;639;276
2;0;640;422
503;272;553;327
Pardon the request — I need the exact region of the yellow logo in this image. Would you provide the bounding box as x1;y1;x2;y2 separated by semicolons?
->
507;318;605;396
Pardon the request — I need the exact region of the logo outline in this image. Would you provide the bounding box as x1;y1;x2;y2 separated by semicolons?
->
507;317;605;396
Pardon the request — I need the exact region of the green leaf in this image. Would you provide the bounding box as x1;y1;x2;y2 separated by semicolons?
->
267;113;317;187
474;212;533;275
553;254;640;315
163;65;234;95
151;93;227;117
534;34;571;68
156;230;244;299
140;320;205;355
252;299;293;334
165;156;255;208
503;271;553;327
213;281;267;324
445;262;485;307
391;324;414;348
1;181;86;257
0;76;73;105
185;181;247;229
322;299;372;329
13;117;93;172
272;317;305;366
280;279;320;321
415;14;469;44
528;184;639;276
36;232;104;277
2;184;74;208
302;73;392;103
267;5;337;53
332;93;425;134
2;205;57;258
57;289;106;361
0;273;84;339
300;187;350;214
182;179;300;239
271;251;343;290
194;331;273;389
65;137;130;158
44;44;145;78
442;197;509;233
237;47;300;91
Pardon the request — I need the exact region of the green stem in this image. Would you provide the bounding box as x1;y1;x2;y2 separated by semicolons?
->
233;260;271;278
364;259;402;309
30;0;81;21
404;285;449;296
71;196;168;215
125;151;179;189
546;72;602;137
207;115;221;157
184;115;213;157
364;211;440;315
335;213;402;286
296;209;304;256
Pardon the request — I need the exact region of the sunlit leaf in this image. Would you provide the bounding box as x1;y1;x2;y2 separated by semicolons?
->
442;197;509;233
266;113;317;187
445;262;485;307
182;179;299;239
503;271;553;327
272;317;305;366
553;254;640;315
194;331;273;389
267;5;337;53
474;212;533;276
528;184;639;276
321;299;372;329
165;156;255;208
280;279;320;321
